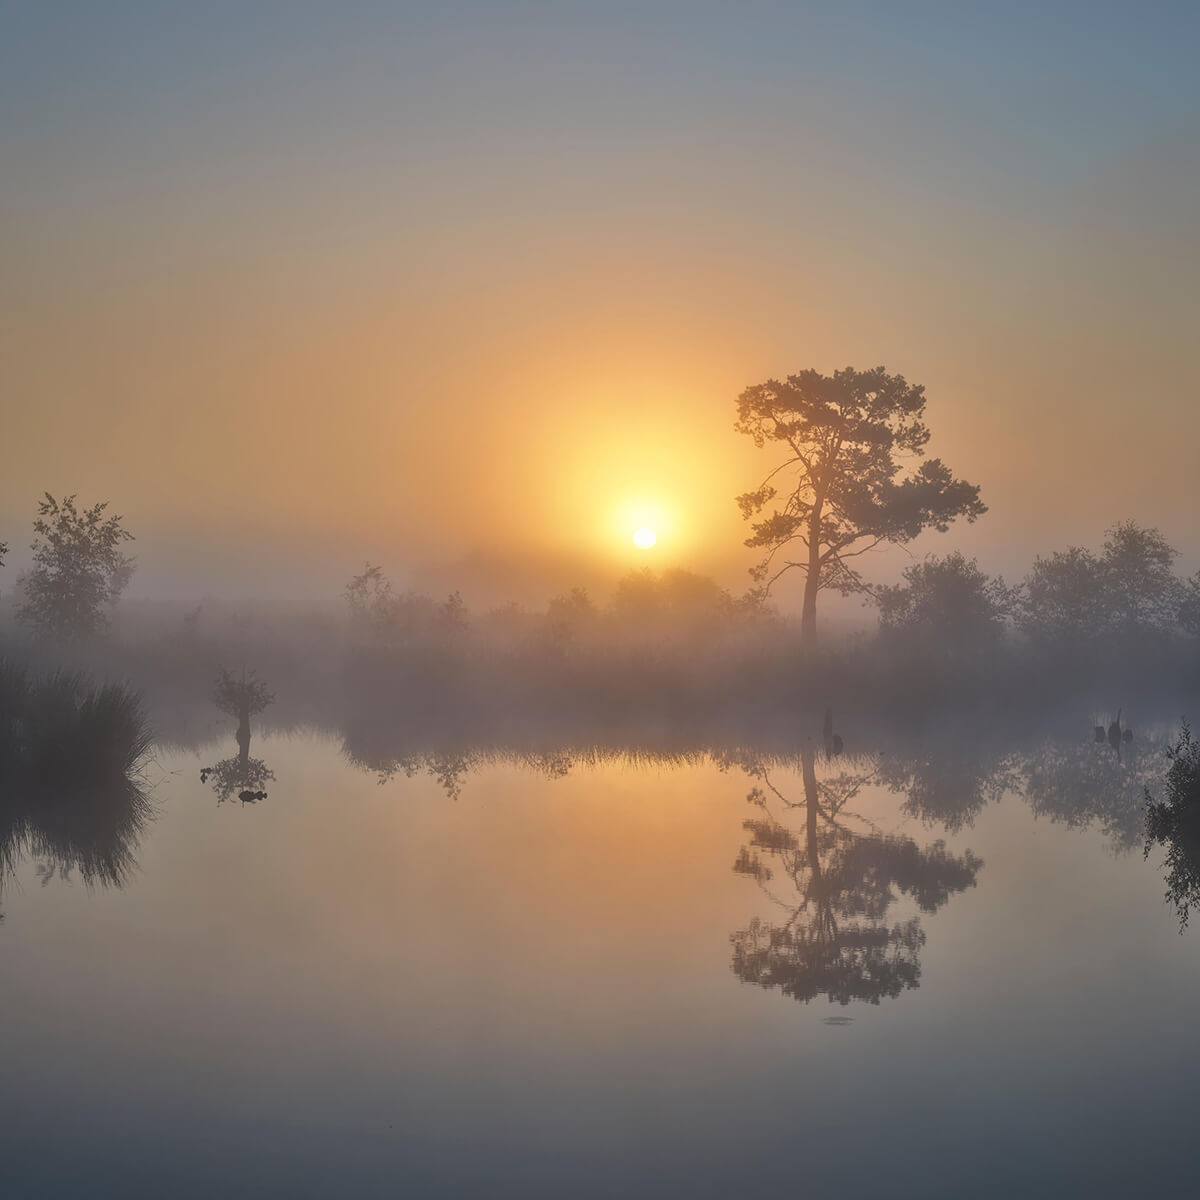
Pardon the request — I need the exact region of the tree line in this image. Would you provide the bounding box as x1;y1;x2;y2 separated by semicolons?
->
3;364;1199;653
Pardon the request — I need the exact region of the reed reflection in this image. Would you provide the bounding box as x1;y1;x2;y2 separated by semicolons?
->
0;663;152;910
728;746;983;1005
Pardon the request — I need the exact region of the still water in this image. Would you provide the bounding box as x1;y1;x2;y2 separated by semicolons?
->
2;726;1197;1197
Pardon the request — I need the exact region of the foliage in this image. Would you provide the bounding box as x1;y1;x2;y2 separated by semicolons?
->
1144;722;1200;931
612;567;727;622
345;563;395;634
734;366;985;648
874;552;1017;653
1100;520;1182;637
546;587;597;639
344;564;457;644
1019;522;1182;643
1019;546;1105;643
212;667;274;720
438;590;469;632
17;493;135;640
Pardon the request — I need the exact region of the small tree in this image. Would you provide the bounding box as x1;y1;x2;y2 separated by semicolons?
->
213;667;274;724
437;591;468;634
546;587;597;642
345;563;395;634
18;494;135;640
735;366;985;650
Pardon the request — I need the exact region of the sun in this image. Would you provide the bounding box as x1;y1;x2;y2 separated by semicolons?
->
632;527;657;549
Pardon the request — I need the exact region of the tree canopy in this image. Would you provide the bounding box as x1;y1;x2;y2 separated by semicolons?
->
1020;521;1183;643
735;366;985;648
875;552;1017;655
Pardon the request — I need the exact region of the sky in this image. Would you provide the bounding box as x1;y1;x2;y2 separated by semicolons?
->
3;1;1199;605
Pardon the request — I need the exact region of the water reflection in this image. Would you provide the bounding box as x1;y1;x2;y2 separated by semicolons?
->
203;668;276;804
0;665;152;910
728;746;982;1004
1023;732;1160;851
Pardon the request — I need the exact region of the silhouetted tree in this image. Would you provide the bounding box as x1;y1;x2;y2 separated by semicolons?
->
1019;546;1105;644
17;494;135;640
438;591;469;633
345;563;395;634
611;567;726;626
874;552;1016;655
735;366;985;650
1144;722;1200;930
344;564;443;646
1099;520;1181;638
545;587;597;651
213;667;274;724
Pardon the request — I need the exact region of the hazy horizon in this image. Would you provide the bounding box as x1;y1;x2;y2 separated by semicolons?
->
6;1;1200;611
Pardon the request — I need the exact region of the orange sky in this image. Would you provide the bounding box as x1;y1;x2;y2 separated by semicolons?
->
4;5;1199;604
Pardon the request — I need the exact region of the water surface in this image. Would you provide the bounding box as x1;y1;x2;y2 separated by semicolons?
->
2;726;1197;1197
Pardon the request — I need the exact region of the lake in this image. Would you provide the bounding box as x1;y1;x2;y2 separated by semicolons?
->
2;723;1197;1198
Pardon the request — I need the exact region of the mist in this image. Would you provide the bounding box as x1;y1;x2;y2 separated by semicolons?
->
6;5;1200;1197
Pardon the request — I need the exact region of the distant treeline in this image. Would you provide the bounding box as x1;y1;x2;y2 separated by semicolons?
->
348;517;1200;651
2;498;1200;735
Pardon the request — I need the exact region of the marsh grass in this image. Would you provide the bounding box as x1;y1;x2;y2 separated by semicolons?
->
0;660;153;889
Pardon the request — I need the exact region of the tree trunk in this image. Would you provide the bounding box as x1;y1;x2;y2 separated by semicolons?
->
800;565;820;651
800;503;823;653
801;746;820;869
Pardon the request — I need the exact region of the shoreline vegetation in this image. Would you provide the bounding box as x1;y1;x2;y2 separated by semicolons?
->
2;531;1196;739
0;662;152;892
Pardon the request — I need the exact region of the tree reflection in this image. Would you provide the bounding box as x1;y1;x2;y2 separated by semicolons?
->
871;726;1164;853
730;747;982;1005
203;668;276;804
1023;732;1163;852
875;744;1018;833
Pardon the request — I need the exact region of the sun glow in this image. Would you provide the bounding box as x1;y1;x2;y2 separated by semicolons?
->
612;496;672;556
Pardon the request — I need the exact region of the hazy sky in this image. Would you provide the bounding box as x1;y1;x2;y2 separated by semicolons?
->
3;1;1198;603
